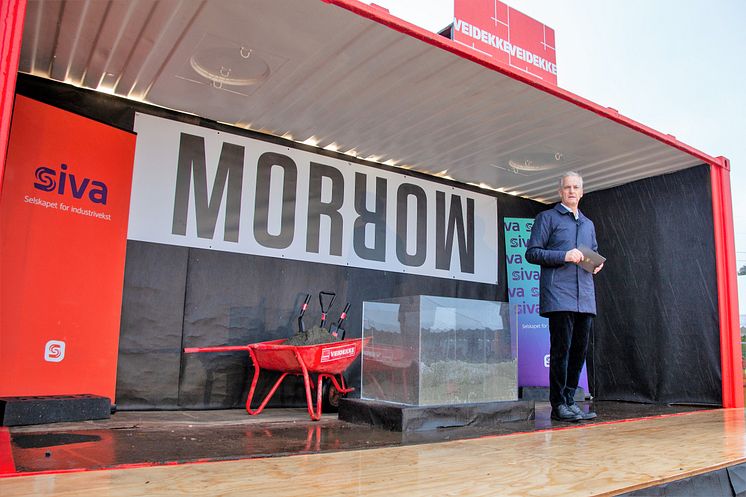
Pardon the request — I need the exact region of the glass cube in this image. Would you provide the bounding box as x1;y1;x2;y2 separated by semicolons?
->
361;295;516;406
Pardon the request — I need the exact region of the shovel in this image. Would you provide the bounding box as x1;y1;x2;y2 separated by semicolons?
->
318;291;336;329
330;303;351;339
297;293;312;333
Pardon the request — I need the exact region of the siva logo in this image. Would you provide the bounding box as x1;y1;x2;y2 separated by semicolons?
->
44;340;66;362
34;163;108;204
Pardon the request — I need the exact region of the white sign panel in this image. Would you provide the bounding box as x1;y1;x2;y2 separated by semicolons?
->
129;113;498;284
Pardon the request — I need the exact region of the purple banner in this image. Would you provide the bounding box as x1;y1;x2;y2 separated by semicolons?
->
504;217;587;389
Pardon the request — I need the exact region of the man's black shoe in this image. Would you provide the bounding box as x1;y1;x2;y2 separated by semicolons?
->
567;403;597;420
550;404;582;421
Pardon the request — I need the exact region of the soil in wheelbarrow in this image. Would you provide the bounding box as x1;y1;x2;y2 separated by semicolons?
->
285;325;341;346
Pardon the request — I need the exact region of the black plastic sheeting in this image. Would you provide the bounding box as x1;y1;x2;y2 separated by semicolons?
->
582;165;721;405
620;461;746;496
14;74;722;410
129;191;541;410
116;242;188;409
338;397;535;432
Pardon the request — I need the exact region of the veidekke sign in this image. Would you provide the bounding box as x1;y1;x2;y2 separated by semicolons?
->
453;0;558;85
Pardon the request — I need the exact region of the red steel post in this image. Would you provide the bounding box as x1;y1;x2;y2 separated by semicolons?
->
0;0;26;192
711;158;743;408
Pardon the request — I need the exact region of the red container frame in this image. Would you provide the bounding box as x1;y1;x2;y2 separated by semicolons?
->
0;0;740;409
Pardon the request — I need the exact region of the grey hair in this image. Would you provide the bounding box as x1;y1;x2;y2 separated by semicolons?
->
558;171;583;188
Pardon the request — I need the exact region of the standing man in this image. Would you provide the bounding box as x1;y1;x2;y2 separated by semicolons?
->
526;171;603;422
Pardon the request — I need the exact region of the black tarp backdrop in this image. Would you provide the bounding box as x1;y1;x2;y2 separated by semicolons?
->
14;75;543;409
583;165;721;405
14;74;722;409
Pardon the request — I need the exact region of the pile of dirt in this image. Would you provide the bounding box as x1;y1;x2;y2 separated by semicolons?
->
284;325;341;346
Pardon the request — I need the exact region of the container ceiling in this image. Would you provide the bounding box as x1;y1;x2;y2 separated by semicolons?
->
18;0;717;202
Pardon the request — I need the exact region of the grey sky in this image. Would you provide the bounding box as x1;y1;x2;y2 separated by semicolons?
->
363;0;746;313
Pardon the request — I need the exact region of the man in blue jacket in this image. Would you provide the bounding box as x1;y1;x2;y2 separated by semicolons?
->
526;171;603;422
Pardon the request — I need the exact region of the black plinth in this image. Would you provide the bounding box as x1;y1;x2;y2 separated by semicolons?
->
0;394;111;426
339;398;535;432
519;386;586;402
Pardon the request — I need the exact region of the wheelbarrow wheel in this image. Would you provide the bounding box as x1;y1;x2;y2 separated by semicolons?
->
321;377;345;413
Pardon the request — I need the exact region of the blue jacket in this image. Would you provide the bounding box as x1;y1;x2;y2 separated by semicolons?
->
525;204;598;316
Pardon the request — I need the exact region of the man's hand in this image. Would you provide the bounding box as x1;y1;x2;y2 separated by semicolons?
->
564;248;584;263
593;262;604;275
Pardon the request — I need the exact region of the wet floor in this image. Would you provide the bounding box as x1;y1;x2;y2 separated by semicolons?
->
4;401;710;475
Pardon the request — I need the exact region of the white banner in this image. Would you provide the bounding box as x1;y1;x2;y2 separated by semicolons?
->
129;113;498;284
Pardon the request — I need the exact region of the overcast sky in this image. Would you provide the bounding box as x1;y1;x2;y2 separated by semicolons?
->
362;0;746;314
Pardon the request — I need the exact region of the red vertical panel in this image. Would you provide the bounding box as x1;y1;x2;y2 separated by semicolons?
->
0;96;136;402
711;159;743;408
0;0;27;192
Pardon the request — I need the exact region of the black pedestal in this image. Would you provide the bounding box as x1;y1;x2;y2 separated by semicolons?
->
0;394;111;426
339;398;534;432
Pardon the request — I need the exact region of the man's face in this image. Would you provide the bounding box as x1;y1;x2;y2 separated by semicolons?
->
559;175;583;209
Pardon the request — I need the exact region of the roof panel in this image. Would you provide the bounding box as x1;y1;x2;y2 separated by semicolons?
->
19;0;713;202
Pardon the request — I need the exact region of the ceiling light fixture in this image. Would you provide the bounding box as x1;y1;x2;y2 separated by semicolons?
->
190;46;270;87
507;152;564;173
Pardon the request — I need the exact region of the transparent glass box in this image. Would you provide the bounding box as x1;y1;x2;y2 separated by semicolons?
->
361;295;517;406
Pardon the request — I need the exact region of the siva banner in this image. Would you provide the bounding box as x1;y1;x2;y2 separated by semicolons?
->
503;217;588;390
0;95;135;401
128;113;499;284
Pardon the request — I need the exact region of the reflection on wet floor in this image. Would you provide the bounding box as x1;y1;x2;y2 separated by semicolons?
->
6;401;710;474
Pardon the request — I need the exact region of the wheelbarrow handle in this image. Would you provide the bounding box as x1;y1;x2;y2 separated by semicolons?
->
184;345;251;353
319;291;336;328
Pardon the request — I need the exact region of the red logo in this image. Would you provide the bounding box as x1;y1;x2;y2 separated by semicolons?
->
320;344;356;363
44;340;66;362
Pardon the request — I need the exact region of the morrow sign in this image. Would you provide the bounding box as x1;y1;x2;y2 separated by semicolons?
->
129;114;499;284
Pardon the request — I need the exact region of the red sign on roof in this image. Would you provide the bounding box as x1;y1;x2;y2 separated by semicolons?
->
453;0;557;85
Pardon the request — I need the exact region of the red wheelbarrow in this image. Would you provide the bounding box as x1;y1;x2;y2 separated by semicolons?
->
184;337;370;421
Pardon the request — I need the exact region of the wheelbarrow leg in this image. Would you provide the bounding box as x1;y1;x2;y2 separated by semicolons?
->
308;374;356;420
293;349;323;420
324;373;354;395
314;374;325;420
246;371;289;415
245;348;290;415
319;373;355;412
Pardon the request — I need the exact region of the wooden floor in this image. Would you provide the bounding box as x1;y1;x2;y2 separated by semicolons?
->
1;408;745;497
